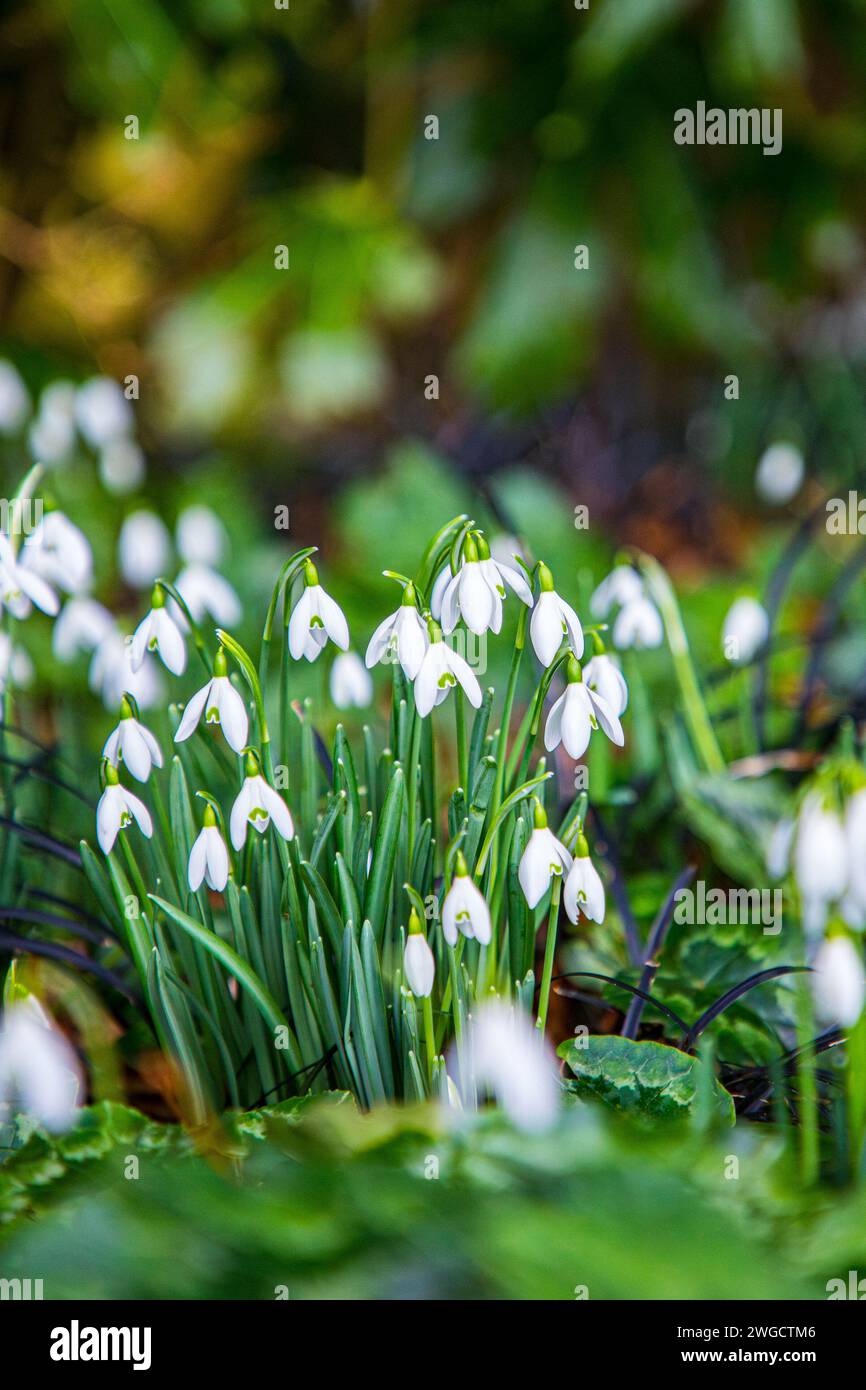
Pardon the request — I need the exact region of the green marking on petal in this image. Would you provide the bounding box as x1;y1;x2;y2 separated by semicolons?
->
437;672;456;690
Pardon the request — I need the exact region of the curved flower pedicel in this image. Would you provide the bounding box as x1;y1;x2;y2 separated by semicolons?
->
230;752;294;850
131;583;186;676
529;562;583;667
288;559;349;662
103;695;163;782
413;620;482;717
518;800;572;909
188;804;230;892
174;647;249;753
563;832;605;925
544;656;624;761
442;852;492;946
96;763;153;854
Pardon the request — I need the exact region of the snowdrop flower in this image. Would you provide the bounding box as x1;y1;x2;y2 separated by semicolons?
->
812;935;866;1028
330;650;372;709
20;510;92;594
403;908;435;997
131;584;186;676
99;437;145;494
722;597;769;664
365;582;428;680
439;535;504;636
28;382;76;464
176;504;226;567
612;594;663;649
0;360;30;434
590;565;644;618
583;651;628;718
756;441;804;505
174;648;249;753
413;620;482;718
188;804;230;893
75;376;133;448
442;852;492;946
563;833;605;925
793;794;848;938
0;534;59;618
518;800;572;909
0;1004;82;1133
90;628;162;711
461;1000;558;1133
96;762;153;854
843;788;866;928
529;563;584;667
0;633;33;692
544;656;624;761
53;596;114;662
230;752;294;850
102;696;163;783
288;560;349;663
173;563;241;627
118;510;171;590
429;564;451;622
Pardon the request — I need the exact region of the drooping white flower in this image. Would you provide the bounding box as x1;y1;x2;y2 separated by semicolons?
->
188;805;230;892
563;835;605;925
330;651;373;709
96;763;153;854
413;626;482;718
173;563;241;627
0;360;30;434
793;794;848;939
440;544;502;636
442;853;492;946
174;649;249;753
288;560;349;663
230;755;294;850
612;595;663;649
518;801;573;909
590;565;644;618
118;510;171;590
176;504;227;567
365;582;428;680
460;1000;559;1133
812;936;866;1028
27;382;76;465
544;657;624;761
583;652;628;717
529;563;584;667
843;789;866;929
403;910;435;997
131;585;186;676
98;437;145;494
20;510;93;595
75;376;133;448
0;534;59;619
0;1003;82;1133
102;697;163;783
722;597;769;664
53;596;114;663
89;628;163;711
429;565;451;622
756;441;804;505
0;633;33;692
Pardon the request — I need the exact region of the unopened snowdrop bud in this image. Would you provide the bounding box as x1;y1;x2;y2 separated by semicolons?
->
0;360;30;435
518;799;573;909
462;1000;559;1133
794;794;848;938
131;584;186;676
102;695;163;782
174;646;249;753
563;832;605;925
755;441;804;505
583;651;628;718
403;908;435;997
544;655;624;761
365;581;428;679
330;650;373;709
288;560;349;663
722;597;769;664
413;618;482;717
529;562;584;667
442;851;492;947
229;751;294;850
96;761;153;854
21;511;92;595
176;505;226;567
118;510;171;590
188;803;230;893
0;534;59;619
612;595;663;649
812;935;866;1028
0;1004;82;1133
75;376;133;448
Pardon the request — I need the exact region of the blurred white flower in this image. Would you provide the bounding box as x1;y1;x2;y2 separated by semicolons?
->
843;789;866;929
442;855;491;946
755;441;804;505
461;1000;559;1133
812;936;866;1028
76;377;133;448
90;629;163;711
96;765;153;853
131;592;186;676
98;437;145;494
0;1004;82;1133
794;794;848;939
530;565;583;667
0;633;33;692
230;766;294;850
0;534;59;619
330;651;372;709
53;597;114;662
21;511;92;595
583;653;628;717
590;565;644;617
612;595;663;649
414;635;482;718
188;806;230;892
722;597;769;664
27;382;76;465
103;701;163;783
0;360;30;434
288;561;349;662
118;510;171;590
365;585;428;680
172;563;241;629
176;505;226;567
